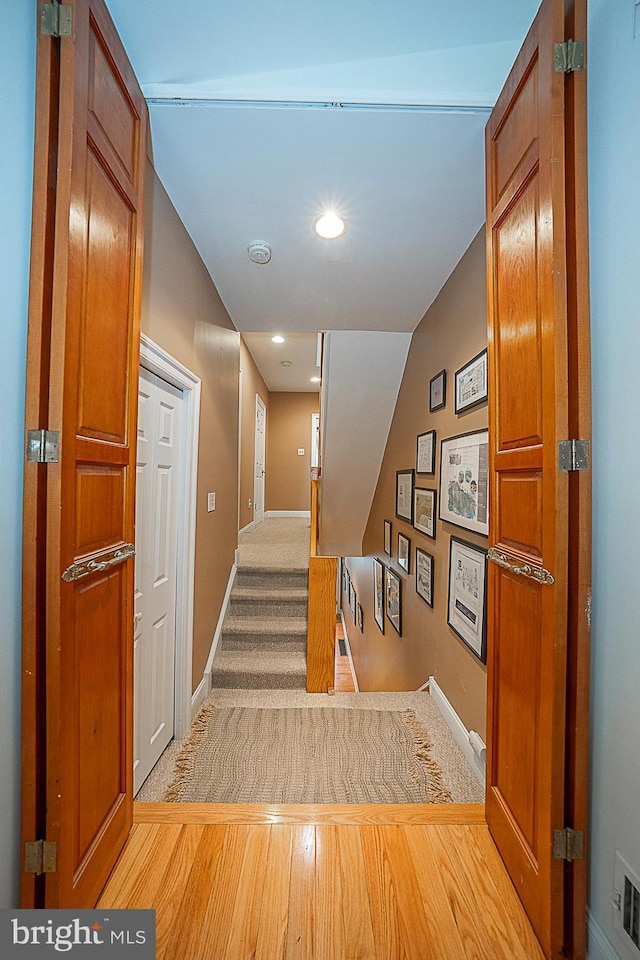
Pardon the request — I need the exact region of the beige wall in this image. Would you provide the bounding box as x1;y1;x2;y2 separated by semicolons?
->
239;339;269;530
345;228;488;736
266;393;319;512
141;163;240;691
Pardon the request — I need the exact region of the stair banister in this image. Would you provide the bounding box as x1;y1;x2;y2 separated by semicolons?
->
306;478;337;693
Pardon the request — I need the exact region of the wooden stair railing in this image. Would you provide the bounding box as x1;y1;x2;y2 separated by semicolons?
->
307;479;337;693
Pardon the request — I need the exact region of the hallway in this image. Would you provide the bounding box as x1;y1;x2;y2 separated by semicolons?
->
98;802;545;959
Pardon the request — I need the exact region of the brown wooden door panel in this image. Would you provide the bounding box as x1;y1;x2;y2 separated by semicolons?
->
486;0;589;956
21;0;148;908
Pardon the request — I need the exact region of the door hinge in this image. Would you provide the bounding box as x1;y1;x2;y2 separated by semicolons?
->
24;840;57;875
558;439;589;472
553;828;584;861
554;40;585;73
40;2;73;38
26;429;60;463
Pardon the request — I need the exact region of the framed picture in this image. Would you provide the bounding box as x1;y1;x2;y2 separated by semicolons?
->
373;558;385;634
455;348;488;414
439;430;489;535
385;567;402;635
395;469;414;523
415;548;434;607
447;536;487;663
343;563;349;598
383;519;392;556
350;582;356;619
397;532;411;573
414;487;436;538
416;430;436;474
429;369;446;412
357;602;364;631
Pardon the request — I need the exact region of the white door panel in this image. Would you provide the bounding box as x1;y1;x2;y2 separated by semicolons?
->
254;394;266;525
134;368;183;793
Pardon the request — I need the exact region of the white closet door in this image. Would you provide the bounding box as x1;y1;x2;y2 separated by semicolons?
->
254;394;266;525
134;367;183;793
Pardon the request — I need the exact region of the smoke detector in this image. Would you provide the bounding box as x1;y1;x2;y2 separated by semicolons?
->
247;241;271;264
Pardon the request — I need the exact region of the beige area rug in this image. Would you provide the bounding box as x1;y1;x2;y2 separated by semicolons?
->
164;704;452;804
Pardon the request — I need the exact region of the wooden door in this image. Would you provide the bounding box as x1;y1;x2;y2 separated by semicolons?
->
254;394;266;524
22;0;147;907
485;0;590;957
134;369;182;794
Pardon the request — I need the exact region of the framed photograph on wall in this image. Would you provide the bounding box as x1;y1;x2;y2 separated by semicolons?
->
416;430;436;474
383;519;392;556
373;558;385;634
397;532;411;573
455;348;488;414
385;567;402;635
429;369;446;412
396;469;414;523
414;487;436;538
357;602;364;631
415;548;434;607
447;536;487;663
439;430;489;535
350;582;356;620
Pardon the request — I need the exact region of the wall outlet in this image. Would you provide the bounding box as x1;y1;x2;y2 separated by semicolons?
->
207;492;216;512
297;448;305;456
614;851;640;956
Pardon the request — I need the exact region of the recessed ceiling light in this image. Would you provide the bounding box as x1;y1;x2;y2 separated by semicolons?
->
310;376;321;383
315;211;345;240
272;335;285;343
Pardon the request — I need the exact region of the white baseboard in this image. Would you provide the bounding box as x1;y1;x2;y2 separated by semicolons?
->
265;510;311;518
196;561;237;712
415;679;430;692
339;610;359;693
239;520;257;535
587;910;623;960
190;676;208;722
428;676;486;787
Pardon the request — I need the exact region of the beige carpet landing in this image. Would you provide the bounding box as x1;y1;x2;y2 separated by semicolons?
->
164;704;452;804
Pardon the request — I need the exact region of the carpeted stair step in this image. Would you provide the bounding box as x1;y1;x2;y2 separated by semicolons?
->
236;565;309;590
229;585;308;619
209;650;307;690
221;616;307;651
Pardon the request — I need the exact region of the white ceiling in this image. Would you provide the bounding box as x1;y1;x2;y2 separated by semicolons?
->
242;332;320;393
105;0;538;363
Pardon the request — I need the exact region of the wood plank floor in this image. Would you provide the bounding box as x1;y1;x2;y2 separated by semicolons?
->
98;803;545;960
335;619;356;692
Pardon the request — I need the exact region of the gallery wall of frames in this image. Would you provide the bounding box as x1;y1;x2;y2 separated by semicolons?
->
340;229;489;738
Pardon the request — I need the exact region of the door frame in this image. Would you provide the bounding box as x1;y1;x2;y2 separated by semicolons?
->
253;393;266;525
139;334;200;740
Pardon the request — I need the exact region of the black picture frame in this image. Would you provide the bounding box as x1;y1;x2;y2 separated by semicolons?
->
454;348;488;414
350;581;356;620
416;430;436;474
397;532;411;573
447;536;488;663
383;519;392;556
385;567;402;635
357;602;364;632
395;469;414;523
429;369;447;412
415;547;434;608
439;429;489;535
373;558;385;634
413;487;437;539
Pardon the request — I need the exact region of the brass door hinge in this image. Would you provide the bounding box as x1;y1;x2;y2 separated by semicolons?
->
24;840;57;875
553;828;584;861
40;2;72;38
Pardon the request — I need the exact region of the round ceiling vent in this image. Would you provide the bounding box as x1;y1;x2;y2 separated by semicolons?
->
247;241;271;264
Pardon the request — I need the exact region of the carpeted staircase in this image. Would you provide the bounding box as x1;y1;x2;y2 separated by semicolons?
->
210;563;309;689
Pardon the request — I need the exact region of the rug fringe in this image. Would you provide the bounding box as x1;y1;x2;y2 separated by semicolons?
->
163;699;217;802
401;709;453;804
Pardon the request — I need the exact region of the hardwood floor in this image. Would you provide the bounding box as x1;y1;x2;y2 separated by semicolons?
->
335;618;356;692
98;803;545;959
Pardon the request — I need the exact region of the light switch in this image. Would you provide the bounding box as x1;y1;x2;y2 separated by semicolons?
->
297;448;305;456
207;492;216;512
